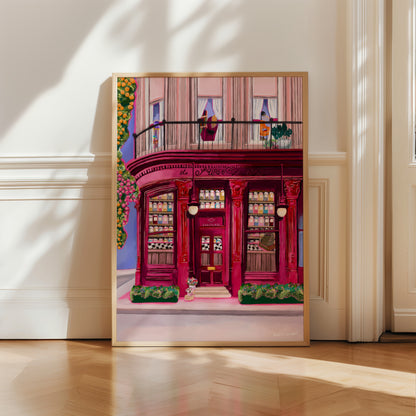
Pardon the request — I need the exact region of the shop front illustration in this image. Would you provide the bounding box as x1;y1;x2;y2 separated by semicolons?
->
116;74;305;307
127;155;303;299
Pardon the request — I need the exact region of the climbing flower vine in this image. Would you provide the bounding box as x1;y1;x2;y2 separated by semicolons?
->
117;77;139;249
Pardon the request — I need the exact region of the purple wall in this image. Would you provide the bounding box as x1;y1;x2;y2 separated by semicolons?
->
117;201;137;270
117;109;137;270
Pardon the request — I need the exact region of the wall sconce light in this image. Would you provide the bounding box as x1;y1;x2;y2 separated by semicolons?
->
188;162;199;216
277;164;288;220
276;200;288;219
187;200;199;216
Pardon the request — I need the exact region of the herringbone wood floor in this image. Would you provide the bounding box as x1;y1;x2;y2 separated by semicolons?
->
0;340;415;415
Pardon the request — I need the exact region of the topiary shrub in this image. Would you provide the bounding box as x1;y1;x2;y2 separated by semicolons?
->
130;285;180;303
238;283;303;304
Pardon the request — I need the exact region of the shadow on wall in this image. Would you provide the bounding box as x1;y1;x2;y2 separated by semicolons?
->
0;80;113;339
0;0;113;138
66;79;113;338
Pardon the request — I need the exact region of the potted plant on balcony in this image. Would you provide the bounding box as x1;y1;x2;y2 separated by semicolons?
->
265;123;293;149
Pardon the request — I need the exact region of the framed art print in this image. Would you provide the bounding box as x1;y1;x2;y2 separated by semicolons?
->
112;73;309;346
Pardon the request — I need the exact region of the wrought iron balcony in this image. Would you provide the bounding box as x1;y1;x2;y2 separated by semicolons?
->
133;119;303;159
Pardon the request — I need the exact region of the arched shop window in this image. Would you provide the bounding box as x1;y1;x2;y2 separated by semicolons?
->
146;191;175;267
246;188;278;273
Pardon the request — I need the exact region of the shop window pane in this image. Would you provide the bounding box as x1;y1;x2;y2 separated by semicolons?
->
201;236;210;251
201;253;210;267
247;191;275;229
214;236;223;251
246;232;276;273
214;253;223;266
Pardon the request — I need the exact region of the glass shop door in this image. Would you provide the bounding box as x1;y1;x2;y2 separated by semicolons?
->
197;227;225;286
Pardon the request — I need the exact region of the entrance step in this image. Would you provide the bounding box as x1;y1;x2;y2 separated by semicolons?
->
194;286;231;298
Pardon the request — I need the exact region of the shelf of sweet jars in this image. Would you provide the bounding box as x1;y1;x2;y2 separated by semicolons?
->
199;201;225;210
148;202;174;213
247;215;276;229
148;214;174;227
148;225;174;233
198;189;225;210
148;233;174;238
248;201;275;214
248;191;275;202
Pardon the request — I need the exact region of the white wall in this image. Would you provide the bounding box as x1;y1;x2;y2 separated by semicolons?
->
0;0;348;339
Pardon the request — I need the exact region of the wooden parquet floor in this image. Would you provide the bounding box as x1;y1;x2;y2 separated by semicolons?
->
0;340;415;415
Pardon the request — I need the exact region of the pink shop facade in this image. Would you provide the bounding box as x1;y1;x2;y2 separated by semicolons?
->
123;75;305;297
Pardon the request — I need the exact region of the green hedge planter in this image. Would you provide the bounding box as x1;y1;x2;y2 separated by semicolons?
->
238;283;303;304
130;285;179;303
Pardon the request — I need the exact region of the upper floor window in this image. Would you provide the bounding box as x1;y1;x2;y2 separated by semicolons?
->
253;98;278;141
252;77;278;143
148;78;164;150
198;78;223;142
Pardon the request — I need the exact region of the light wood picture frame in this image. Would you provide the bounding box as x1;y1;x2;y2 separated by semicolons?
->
112;72;309;346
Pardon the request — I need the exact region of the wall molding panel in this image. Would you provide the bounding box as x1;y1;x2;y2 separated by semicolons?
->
308;160;347;340
308;179;329;303
408;185;416;293
0;153;112;200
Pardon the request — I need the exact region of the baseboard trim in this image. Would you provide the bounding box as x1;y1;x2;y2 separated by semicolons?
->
0;288;111;339
393;308;416;332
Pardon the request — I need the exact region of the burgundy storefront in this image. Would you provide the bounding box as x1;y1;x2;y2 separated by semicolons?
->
127;149;303;297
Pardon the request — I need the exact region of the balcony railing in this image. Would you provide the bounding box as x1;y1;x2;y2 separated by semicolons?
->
133;119;303;159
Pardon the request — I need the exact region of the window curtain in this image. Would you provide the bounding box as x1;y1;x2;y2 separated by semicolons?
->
148;103;155;150
212;98;223;141
253;98;264;119
212;98;222;119
253;98;264;142
197;98;209;144
268;98;278;120
158;101;164;148
198;98;209;117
